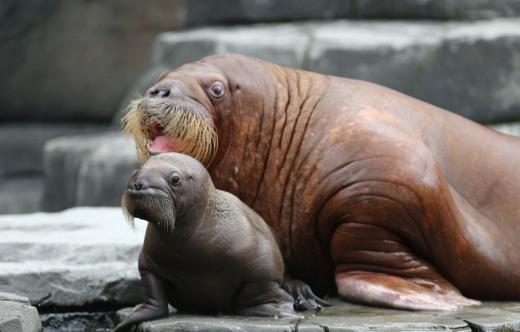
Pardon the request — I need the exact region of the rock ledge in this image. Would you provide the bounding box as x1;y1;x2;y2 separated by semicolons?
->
117;300;520;332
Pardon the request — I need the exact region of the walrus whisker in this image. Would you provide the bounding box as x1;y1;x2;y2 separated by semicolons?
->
121;194;136;230
121;98;218;166
145;195;176;232
121;191;177;232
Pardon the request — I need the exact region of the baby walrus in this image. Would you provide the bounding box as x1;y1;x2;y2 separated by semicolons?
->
114;153;326;331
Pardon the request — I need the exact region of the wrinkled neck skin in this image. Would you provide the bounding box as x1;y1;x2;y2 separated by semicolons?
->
206;59;333;285
209;59;329;213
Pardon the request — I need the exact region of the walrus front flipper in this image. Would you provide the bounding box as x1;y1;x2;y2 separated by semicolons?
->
113;271;169;332
234;281;301;319
335;271;480;311
282;275;330;311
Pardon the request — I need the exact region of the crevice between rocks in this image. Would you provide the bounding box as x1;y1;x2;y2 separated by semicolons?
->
37;302;126;314
464;319;517;332
318;323;330;332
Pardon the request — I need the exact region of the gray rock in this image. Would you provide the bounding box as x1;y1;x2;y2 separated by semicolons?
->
491;122;520;136
3;0;520;122
183;0;352;26
183;0;520;23
308;19;520;123
120;19;520;124
41;132;138;212
304;304;470;332
356;0;520;20
0;207;146;307
116;308;296;332
442;302;520;332
0;292;30;305
116;300;520;332
0;176;43;215
40;312;115;332
0;123;106;214
0;292;41;332
75;136;139;207
151;25;309;71
163;0;520;27
0;123;107;177
0;0;185;122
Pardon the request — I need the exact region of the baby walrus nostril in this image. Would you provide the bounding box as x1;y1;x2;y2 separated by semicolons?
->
116;152;326;332
132;182;143;190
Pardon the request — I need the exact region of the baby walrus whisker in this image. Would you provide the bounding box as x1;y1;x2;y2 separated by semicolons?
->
114;152;327;332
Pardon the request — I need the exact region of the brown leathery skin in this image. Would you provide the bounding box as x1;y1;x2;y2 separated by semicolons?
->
123;53;520;310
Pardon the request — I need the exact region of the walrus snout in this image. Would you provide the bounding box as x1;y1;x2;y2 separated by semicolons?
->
145;78;187;99
122;96;218;165
126;169;170;198
122;168;176;232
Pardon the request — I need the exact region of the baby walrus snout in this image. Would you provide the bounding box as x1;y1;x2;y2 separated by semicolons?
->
115;152;327;332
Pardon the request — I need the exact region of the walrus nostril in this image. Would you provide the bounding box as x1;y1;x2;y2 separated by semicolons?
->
149;87;170;98
132;182;144;190
158;88;170;98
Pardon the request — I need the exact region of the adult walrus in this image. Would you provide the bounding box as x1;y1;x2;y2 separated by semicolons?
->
114;153;325;331
122;53;520;311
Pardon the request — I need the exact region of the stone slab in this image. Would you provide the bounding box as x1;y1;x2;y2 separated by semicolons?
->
0;175;43;215
0;0;185;122
0;291;30;305
183;0;351;26
117;301;520;332
116;308;296;332
491;122;520;136
41;132;138;212
441;303;520;332
0;207;146;307
4;0;520;123
183;0;520;25
304;299;471;331
308;19;520;123
0;292;42;332
356;0;520;20
116;19;520;125
0;123;107;177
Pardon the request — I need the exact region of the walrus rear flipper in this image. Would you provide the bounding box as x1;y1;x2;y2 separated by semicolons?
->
234;281;301;319
335;271;480;311
331;223;480;311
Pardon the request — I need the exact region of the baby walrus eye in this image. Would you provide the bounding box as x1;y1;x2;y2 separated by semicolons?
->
209;81;225;99
171;175;181;185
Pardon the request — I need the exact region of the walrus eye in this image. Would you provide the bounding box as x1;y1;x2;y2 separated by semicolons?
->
171;175;181;186
209;81;225;99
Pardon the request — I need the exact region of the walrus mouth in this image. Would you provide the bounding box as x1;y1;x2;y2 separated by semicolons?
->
147;121;177;155
121;191;176;232
122;98;218;165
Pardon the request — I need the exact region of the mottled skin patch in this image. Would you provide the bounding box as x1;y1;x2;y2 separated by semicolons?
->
122;53;520;311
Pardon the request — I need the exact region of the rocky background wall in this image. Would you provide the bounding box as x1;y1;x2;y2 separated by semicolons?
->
1;1;520;331
2;0;520;216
